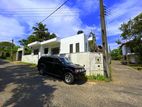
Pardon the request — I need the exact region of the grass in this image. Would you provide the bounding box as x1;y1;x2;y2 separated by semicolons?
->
14;61;37;68
128;64;142;71
86;74;110;82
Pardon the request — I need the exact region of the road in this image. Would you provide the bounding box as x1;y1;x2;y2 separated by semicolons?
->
0;59;142;107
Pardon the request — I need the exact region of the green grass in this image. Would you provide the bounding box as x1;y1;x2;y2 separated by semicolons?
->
86;74;108;81
128;64;142;71
16;62;37;67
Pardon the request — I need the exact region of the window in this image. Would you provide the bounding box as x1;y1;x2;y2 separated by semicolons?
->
33;49;39;55
70;44;73;53
53;58;61;64
76;43;80;52
46;57;53;62
51;47;60;55
44;48;48;54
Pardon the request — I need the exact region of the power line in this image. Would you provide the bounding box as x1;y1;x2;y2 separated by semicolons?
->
40;0;70;23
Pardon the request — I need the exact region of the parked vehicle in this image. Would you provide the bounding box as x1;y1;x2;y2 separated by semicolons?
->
37;56;86;84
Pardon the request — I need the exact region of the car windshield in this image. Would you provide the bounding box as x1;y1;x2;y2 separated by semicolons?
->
60;57;73;65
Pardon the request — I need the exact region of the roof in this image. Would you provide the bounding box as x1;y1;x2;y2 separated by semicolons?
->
27;37;60;47
28;41;40;47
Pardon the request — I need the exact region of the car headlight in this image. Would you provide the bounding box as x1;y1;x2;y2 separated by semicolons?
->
75;69;84;73
75;69;80;73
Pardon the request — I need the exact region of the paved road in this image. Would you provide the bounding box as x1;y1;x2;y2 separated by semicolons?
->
0;59;142;107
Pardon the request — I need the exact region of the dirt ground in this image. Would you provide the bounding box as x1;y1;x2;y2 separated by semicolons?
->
0;59;142;107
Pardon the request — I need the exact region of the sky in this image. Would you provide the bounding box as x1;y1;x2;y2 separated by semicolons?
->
0;0;142;49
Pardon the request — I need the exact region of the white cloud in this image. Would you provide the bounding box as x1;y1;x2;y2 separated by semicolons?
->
106;0;142;36
0;0;95;43
76;0;99;14
0;15;25;41
109;43;119;50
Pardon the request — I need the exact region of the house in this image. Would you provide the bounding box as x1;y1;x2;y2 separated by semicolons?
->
17;33;104;76
121;41;138;64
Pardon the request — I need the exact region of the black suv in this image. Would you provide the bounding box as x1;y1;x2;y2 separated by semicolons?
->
37;56;86;84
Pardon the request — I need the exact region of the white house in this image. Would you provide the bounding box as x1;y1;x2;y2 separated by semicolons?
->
17;33;104;76
121;42;138;64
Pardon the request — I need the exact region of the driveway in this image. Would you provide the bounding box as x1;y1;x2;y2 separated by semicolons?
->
0;59;142;107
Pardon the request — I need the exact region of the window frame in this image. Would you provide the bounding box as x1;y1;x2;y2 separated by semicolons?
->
33;49;39;55
69;44;73;53
76;43;80;53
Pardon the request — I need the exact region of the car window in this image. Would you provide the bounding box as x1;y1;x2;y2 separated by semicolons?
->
46;57;53;62
53;58;61;64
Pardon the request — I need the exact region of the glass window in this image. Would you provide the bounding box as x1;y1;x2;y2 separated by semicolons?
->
76;43;80;52
60;57;73;65
44;48;48;54
46;57;53;62
51;47;59;55
53;58;61;64
70;44;73;53
33;49;39;55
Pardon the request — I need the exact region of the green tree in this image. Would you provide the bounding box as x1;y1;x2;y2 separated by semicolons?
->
119;13;142;63
88;32;98;52
19;22;57;46
111;48;121;60
0;42;18;60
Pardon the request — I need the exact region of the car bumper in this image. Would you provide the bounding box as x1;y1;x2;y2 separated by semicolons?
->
74;71;86;79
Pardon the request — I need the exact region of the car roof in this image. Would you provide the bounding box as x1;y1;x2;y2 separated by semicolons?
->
40;55;62;59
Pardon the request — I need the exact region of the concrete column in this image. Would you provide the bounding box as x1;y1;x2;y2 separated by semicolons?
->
39;46;44;58
22;47;24;56
48;47;52;55
16;51;18;61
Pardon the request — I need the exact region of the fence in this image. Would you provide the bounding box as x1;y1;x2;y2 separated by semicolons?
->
21;52;104;76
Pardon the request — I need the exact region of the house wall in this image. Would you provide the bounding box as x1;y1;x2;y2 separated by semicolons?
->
60;33;87;54
21;52;104;76
122;45;131;55
22;55;39;64
62;52;104;76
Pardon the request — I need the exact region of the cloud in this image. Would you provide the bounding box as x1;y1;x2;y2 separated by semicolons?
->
76;0;99;14
108;43;119;50
0;15;25;41
0;0;97;44
106;0;142;36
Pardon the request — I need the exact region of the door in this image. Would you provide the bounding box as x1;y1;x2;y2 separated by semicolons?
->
18;51;22;61
52;58;63;76
44;57;53;74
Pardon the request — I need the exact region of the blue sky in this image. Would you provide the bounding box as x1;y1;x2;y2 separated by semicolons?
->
0;0;142;49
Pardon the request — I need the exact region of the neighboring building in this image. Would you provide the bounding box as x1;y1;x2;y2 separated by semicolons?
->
17;33;104;76
121;42;138;64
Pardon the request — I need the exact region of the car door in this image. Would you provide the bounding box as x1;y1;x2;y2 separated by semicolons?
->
44;57;53;74
52;58;63;76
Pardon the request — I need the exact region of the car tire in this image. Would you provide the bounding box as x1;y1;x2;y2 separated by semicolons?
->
39;65;46;75
64;72;74;84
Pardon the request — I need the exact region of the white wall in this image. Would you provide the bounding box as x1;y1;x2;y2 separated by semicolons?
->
21;52;104;76
60;33;87;54
64;52;104;76
22;55;39;64
122;45;127;55
122;45;131;55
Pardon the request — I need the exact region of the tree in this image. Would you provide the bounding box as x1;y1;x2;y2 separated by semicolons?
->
19;22;57;46
88;32;98;52
111;48;121;60
77;30;84;34
119;13;142;63
0;42;19;60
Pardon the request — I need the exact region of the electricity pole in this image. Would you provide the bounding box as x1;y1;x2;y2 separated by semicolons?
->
99;0;110;78
11;39;14;61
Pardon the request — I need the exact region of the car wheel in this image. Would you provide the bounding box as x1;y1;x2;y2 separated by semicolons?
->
64;73;74;84
39;65;46;75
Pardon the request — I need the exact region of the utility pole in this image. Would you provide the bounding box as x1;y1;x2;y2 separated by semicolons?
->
11;39;14;61
99;0;110;78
